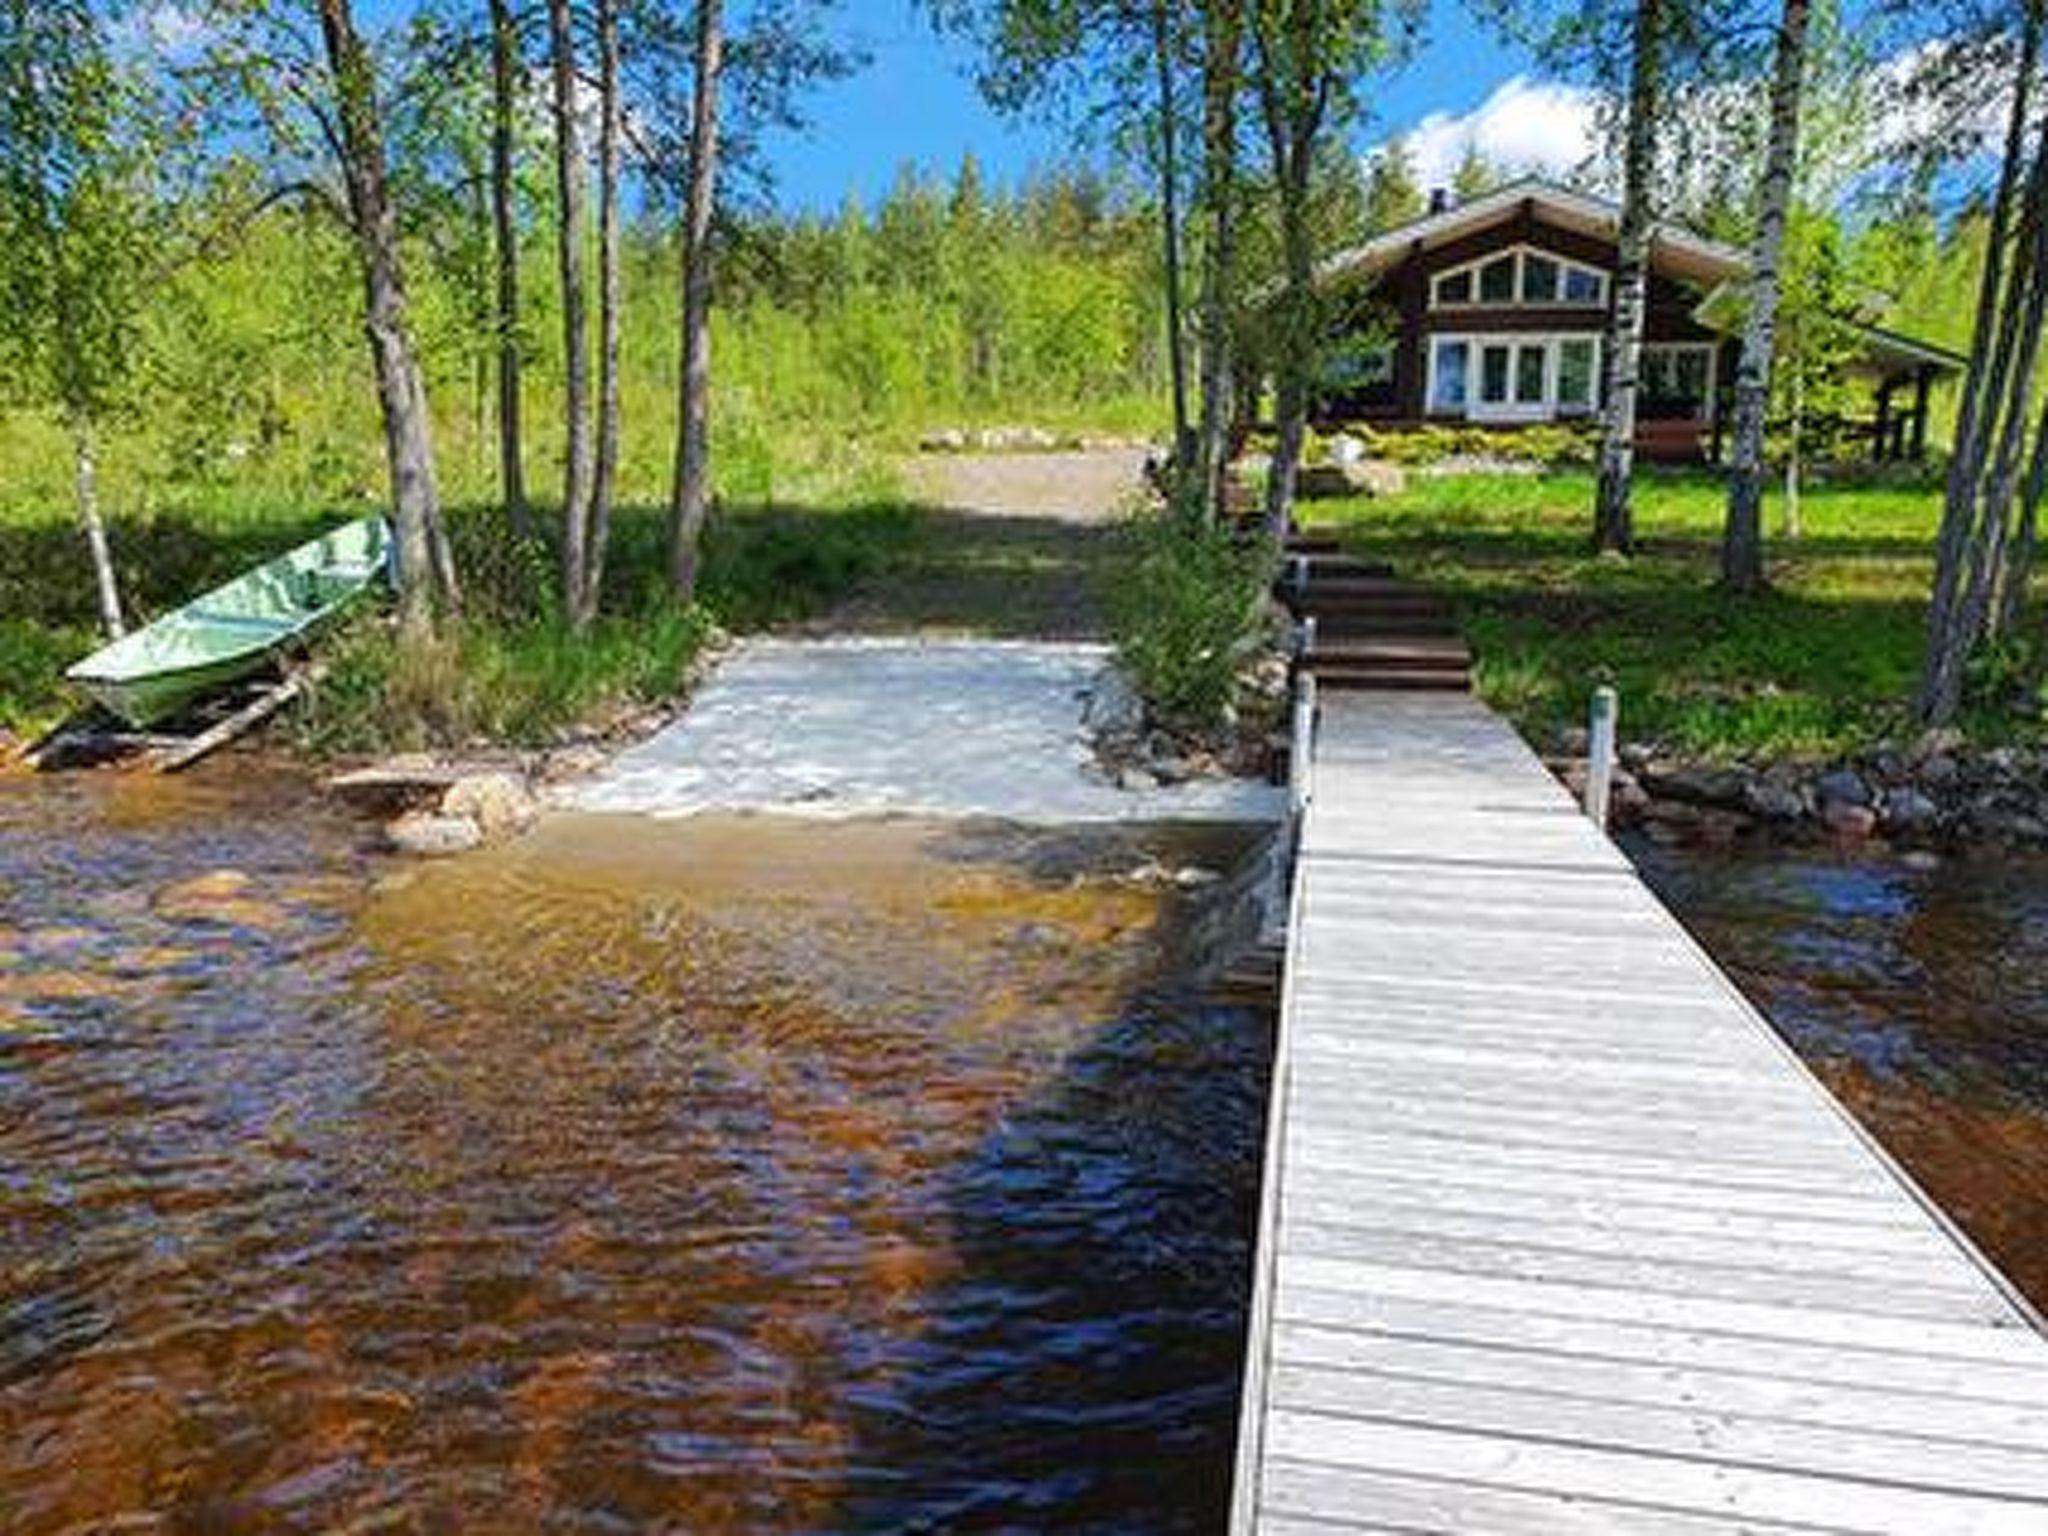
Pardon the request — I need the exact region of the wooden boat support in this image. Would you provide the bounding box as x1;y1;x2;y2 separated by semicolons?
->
1231;688;2048;1533
23;668;317;776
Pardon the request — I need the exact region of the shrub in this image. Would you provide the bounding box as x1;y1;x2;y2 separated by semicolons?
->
1103;509;1273;730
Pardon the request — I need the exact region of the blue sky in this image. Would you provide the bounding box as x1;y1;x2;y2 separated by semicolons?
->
765;3;1556;211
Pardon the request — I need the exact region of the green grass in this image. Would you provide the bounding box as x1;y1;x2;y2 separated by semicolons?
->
1303;465;2017;761
0;451;924;749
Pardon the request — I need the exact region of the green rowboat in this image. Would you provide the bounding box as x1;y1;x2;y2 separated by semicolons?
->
67;516;392;727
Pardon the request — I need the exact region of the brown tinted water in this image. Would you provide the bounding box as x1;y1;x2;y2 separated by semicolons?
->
1629;835;2048;1311
1;766;1267;1533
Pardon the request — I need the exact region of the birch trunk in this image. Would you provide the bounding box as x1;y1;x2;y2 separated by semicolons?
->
1721;0;1810;593
318;0;443;636
668;0;723;603
1921;3;2043;720
1264;173;1313;542
1783;370;1803;540
1195;0;1243;523
1594;0;1663;556
489;0;528;536
582;0;623;626
70;419;124;639
1923;86;2048;722
547;0;592;609
1149;0;1190;467
1252;6;1323;546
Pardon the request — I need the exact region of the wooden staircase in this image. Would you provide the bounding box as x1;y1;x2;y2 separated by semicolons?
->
1276;533;1472;694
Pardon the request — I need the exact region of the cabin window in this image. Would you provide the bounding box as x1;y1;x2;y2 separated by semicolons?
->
1557;337;1598;409
1429;338;1470;409
1563;266;1605;304
1429;332;1602;420
1641;343;1715;420
1431;245;1610;310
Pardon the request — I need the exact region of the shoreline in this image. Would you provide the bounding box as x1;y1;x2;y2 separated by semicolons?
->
1545;731;2048;854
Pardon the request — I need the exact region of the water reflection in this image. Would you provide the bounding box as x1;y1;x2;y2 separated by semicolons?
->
1629;835;2048;1309
2;772;1263;1533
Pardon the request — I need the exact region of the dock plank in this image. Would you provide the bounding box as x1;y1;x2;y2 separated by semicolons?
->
1233;691;2048;1533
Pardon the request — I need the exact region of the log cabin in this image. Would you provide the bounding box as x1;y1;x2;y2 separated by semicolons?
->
1303;179;1964;463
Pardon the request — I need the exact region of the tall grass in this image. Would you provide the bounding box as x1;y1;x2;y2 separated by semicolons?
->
1102;509;1274;730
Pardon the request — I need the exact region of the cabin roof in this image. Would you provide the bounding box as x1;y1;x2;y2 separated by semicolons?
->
1316;176;1965;378
1318;177;1751;291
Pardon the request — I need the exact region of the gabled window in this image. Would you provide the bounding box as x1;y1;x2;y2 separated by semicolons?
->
1430;245;1609;310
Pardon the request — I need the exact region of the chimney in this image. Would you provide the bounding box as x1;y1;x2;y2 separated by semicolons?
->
1428;187;1451;215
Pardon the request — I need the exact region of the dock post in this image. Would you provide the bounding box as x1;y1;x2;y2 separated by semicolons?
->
1288;554;1308;598
1290;673;1317;821
1586;685;1618;828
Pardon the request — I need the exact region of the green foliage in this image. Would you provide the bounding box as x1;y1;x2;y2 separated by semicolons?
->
1345;423;1600;467
1102;509;1271;729
1304;466;2004;759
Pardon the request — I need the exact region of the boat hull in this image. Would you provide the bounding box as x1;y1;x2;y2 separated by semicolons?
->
66;517;390;728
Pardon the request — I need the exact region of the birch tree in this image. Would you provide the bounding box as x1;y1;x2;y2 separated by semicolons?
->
1249;0;1419;542
546;0;595;612
198;0;460;631
0;0;152;639
1917;3;2048;722
583;0;623;624
1194;0;1246;522
1591;0;1664;555
488;0;528;534
926;0;1201;470
1719;0;1812;592
667;0;723;602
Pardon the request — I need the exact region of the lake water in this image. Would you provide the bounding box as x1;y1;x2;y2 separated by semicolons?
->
1;768;1268;1532
1628;834;2048;1311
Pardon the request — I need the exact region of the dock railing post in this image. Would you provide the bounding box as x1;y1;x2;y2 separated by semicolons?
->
1586;685;1618;828
1290;672;1317;823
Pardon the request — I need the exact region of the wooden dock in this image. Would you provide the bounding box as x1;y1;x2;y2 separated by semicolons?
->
1233;690;2048;1534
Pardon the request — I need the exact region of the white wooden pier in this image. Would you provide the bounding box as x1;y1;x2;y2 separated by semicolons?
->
1233;690;2048;1534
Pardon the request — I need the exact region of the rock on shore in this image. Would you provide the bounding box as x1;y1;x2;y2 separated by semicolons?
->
1547;729;2048;850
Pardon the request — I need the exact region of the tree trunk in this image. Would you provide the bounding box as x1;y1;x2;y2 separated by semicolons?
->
1149;0;1190;468
668;0;724;603
1594;0;1663;556
1263;158;1314;543
1957;169;2048;651
489;0;528;536
1250;4;1323;546
2000;391;2048;637
70;419;124;639
1195;0;1243;523
1921;2;2044;721
1721;0;1810;594
1783;370;1803;540
547;0;592;610
317;0;444;636
1923;84;2048;723
582;0;623;626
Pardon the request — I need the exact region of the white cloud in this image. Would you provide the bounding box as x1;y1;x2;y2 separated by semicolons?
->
1384;76;1601;191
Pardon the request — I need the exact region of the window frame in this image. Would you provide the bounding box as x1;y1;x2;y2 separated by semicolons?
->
1428;331;1605;422
1638;341;1719;422
1429;244;1610;311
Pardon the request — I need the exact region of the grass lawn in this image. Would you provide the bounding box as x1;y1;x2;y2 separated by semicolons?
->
0;456;925;749
1301;467;2013;761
